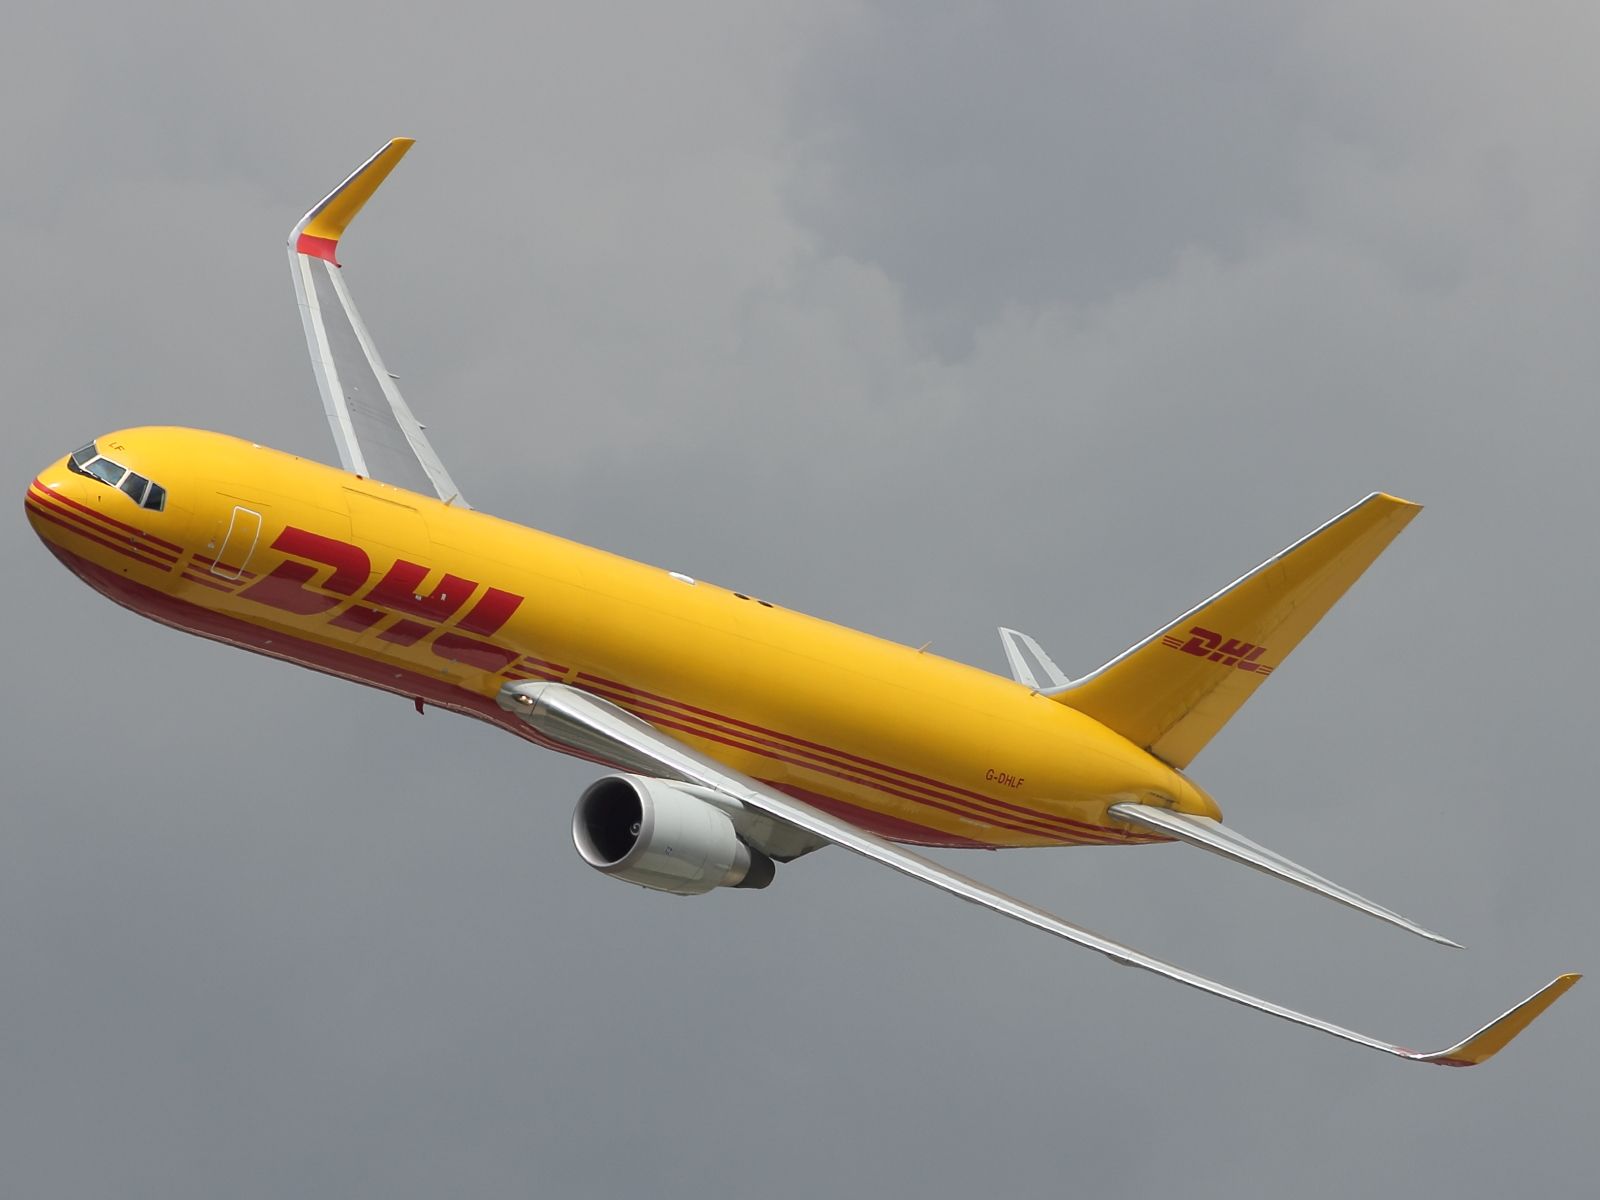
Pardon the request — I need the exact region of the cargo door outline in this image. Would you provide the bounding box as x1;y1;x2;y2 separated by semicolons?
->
212;506;262;579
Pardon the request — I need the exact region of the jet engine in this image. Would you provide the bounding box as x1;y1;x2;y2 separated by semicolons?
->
572;774;776;895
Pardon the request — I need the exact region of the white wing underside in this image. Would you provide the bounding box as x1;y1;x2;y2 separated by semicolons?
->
496;680;1576;1068
288;138;467;507
289;252;467;506
997;627;1072;690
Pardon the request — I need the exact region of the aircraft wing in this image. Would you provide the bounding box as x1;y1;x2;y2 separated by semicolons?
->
1106;802;1461;947
497;680;1577;1067
288;138;468;507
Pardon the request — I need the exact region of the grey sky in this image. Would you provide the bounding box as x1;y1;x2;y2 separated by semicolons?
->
3;2;1595;1196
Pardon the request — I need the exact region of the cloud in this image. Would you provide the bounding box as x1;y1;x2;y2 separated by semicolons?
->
2;2;1595;1196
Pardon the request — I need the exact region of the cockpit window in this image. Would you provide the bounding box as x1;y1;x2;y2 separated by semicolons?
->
84;457;126;487
119;471;149;504
66;444;97;478
64;440;167;511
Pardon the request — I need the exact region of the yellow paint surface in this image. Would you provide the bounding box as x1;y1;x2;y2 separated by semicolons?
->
27;427;1218;849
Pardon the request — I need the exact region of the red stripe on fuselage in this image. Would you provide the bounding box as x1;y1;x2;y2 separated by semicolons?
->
43;541;622;773
503;665;566;683
576;672;1146;845
25;492;144;551
27;487;180;566
30;479;182;553
42;543;1040;850
519;655;569;675
760;781;990;848
577;679;1109;845
180;570;237;593
25;497;175;572
189;554;255;579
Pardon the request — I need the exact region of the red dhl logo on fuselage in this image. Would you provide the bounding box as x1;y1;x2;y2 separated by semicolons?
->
238;526;524;672
1160;625;1274;675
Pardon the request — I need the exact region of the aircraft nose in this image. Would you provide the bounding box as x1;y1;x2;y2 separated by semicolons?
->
24;459;88;543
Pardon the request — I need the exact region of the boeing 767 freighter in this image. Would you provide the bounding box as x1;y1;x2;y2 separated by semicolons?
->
25;139;1578;1066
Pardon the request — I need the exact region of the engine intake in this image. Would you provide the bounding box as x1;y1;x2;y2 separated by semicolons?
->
573;774;776;895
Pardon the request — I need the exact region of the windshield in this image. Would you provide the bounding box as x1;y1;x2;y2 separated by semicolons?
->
65;441;167;511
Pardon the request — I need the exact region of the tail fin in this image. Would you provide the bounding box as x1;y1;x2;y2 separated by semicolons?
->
1050;493;1420;767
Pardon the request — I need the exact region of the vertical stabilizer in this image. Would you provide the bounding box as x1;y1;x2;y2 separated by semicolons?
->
1050;493;1420;767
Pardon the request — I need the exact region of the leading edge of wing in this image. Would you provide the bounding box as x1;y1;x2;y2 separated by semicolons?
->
288;138;470;508
497;680;1579;1068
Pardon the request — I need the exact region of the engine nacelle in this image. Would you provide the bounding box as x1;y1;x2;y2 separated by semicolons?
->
572;774;776;895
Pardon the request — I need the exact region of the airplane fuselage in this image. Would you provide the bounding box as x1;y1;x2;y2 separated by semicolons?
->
26;426;1216;849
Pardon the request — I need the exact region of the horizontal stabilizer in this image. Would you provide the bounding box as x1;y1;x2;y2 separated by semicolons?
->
1108;803;1460;947
998;627;1071;690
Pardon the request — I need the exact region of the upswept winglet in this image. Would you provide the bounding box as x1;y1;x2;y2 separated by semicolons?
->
287;138;469;507
498;681;1579;1068
290;137;415;266
1405;973;1581;1067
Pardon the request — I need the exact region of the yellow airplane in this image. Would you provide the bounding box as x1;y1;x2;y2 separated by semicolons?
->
25;138;1577;1066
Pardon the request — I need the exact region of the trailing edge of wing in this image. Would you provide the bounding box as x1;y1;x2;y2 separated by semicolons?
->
288;138;469;508
1107;803;1460;947
496;680;1578;1068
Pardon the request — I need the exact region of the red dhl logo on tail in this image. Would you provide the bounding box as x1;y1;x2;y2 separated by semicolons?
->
238;527;524;672
1160;626;1274;675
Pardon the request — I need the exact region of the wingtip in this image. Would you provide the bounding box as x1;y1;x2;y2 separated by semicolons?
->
1414;973;1581;1067
290;136;418;262
1368;491;1424;518
1382;909;1461;948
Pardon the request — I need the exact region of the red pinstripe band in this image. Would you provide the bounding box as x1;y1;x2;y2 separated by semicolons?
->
30;512;1139;848
27;488;181;567
763;780;990;848
43;540;628;770
575;673;1145;845
180;571;236;594
576;683;1067;839
610;700;1106;844
577;672;1125;831
519;655;568;675
26;501;178;572
25;492;133;545
39;540;1095;851
188;554;255;579
29;480;182;554
25;498;174;572
578;673;1149;843
504;666;567;683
